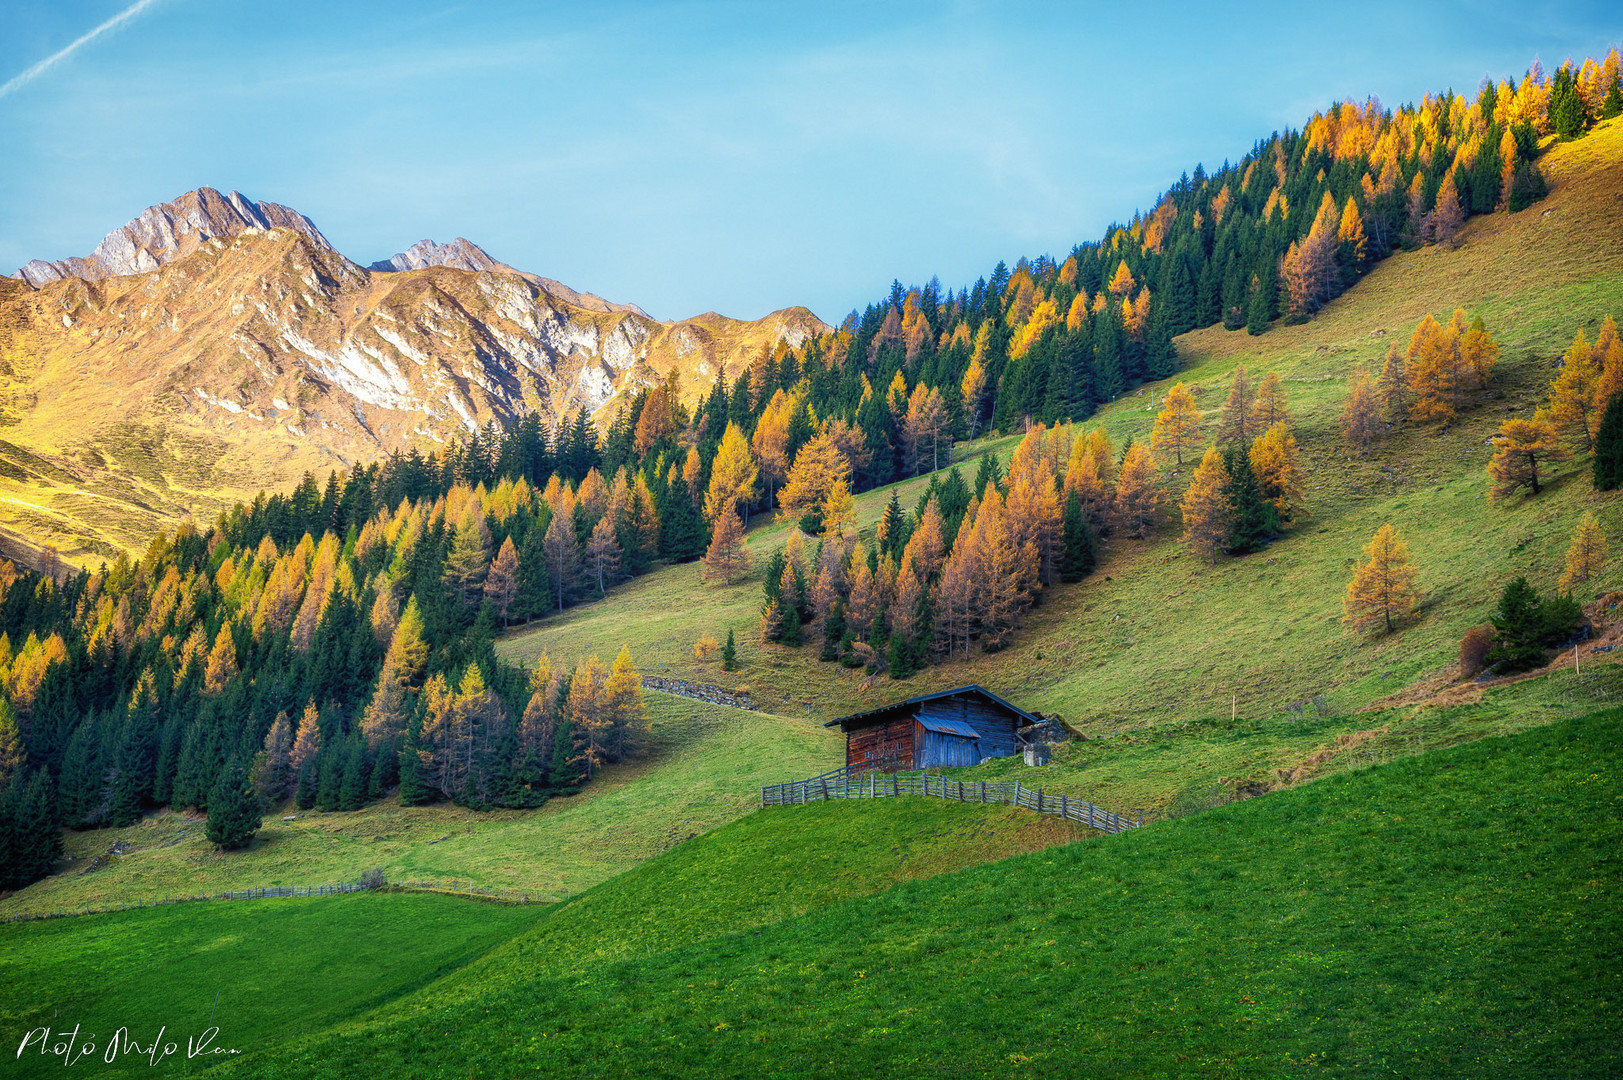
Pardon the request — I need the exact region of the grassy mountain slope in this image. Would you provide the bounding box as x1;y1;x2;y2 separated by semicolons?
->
499;118;1623;746
2;796;1083;1078
0;693;838;919
1;891;536;1079
210;706;1623;1078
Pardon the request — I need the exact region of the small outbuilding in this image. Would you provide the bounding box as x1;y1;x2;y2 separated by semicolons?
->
825;685;1045;772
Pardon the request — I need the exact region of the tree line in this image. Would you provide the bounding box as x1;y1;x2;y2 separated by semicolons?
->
0;475;656;890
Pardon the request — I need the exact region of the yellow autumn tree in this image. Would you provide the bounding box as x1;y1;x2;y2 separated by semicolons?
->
1249;423;1306;521
1488;412;1570;499
1252;371;1291;430
1549;329;1602;451
1342;368;1381;453
701;506;750;586
1180;446;1230;565
203;623;239;694
1377;342;1408;421
1115;443;1160;538
777;432;851;522
1150;383;1201;466
1559;511;1609;596
1343;524;1419;635
1406;313;1462;422
704;421;760;524
1107;261;1136;296
1218;366;1255;444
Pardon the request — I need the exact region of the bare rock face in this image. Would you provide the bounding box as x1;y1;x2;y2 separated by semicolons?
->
0;189;830;564
369;237;502;274
16;188;331;286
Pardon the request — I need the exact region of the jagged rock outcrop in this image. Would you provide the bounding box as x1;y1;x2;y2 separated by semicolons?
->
15;188;330;286
369;238;502;274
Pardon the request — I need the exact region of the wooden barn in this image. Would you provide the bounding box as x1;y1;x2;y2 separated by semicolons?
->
826;685;1043;772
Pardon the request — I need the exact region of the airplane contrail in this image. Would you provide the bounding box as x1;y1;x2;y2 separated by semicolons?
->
0;0;164;100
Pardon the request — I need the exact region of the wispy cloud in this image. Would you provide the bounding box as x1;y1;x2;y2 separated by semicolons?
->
0;0;164;100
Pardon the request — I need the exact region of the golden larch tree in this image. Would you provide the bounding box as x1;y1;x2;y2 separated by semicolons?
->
1107;260;1136;296
1115;443;1160;538
1342;368;1381;453
1406;313;1461;422
1218;366;1256;444
1559;511;1609;595
482;536;520;626
1249;423;1306;521
1343;524;1419;635
1180;446;1231;565
700;506;751;586
777;432;851;522
751;390;794;506
1549;330;1602;451
704;421;760;524
1151;382;1201;466
1252;371;1292;431
1488;412;1570;499
1592;316;1623;411
1377;342;1409;421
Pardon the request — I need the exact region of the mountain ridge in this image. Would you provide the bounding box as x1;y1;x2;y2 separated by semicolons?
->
0;190;827;565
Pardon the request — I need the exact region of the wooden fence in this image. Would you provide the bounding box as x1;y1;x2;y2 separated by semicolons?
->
0;878;551;926
761;766;1143;834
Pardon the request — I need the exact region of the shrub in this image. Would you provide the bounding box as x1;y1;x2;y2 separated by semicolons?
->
1459;625;1495;679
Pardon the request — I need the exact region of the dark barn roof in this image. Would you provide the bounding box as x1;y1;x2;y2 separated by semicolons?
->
824;685;1039;730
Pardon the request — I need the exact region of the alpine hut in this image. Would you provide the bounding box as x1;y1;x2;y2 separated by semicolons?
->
825;685;1044;772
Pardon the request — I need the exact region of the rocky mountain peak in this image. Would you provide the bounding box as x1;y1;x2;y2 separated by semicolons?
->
15;187;331;287
369;237;503;273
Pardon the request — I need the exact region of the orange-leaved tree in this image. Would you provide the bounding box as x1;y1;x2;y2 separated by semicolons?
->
1559;511;1608;595
701;506;751;586
1179;445;1230;565
1151;382;1201;466
1488;412;1570;499
1549;329;1602;452
1343;524;1419;636
1115;442;1160;538
1342;368;1381;453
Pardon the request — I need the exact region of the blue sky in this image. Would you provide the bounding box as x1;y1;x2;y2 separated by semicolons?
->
1;2;1618;323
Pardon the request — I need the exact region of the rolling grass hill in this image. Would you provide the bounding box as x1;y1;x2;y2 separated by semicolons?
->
498;117;1623;749
0;693;839;919
1;891;537;1079
78;705;1606;1078
1;795;1085;1078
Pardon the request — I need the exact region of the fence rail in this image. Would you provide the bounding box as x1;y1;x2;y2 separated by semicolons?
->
0;878;553;926
761;769;1143;834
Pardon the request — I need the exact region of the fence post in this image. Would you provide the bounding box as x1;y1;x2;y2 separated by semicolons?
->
1013;780;1021;808
1037;789;1043;813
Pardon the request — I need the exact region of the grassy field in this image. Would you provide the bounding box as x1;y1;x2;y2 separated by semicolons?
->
0;891;537;1079
498;117;1623;738
0;693;839;919
188;706;1623;1079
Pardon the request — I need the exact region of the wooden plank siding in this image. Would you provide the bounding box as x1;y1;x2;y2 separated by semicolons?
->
919;729;981;768
846;715;917;771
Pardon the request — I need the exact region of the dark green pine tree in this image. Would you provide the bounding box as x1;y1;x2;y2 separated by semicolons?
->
1604;76;1623;120
1245;272;1271;336
1486;577;1548;673
2;770;62;889
658;475;708;562
1593;393;1623;490
549;716;585;791
1059;489;1097;582
315;744;342;811
56;715;103;828
721;628;738;671
879;491;907;561
973;452;1005;500
1550;66;1587;138
397;721;432;806
780;604;803;646
1224;447;1280;554
295;752;321;810
107;697;159;827
205;757;263;851
338;736;369;811
1092;307;1125;400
